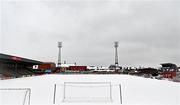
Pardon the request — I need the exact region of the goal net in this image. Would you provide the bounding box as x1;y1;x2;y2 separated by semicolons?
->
55;82;112;103
0;88;31;105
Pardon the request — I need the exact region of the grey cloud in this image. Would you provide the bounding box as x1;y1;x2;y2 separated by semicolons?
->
0;0;179;67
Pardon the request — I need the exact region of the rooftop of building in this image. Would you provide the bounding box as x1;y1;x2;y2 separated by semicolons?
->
0;53;42;65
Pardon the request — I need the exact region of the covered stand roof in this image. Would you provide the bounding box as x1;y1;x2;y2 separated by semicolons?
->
161;63;177;67
0;53;42;65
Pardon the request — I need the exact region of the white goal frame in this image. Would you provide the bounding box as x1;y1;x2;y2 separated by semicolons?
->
61;82;113;103
0;88;31;105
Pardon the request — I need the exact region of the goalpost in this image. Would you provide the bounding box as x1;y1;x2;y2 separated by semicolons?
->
54;82;113;103
0;88;31;105
63;82;113;102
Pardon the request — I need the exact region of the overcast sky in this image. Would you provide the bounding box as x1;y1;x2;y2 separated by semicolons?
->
0;0;179;67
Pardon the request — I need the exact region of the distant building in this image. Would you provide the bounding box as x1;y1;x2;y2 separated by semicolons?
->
87;66;98;71
109;64;122;70
161;63;178;79
59;63;76;68
37;62;56;73
161;63;178;72
178;67;180;72
69;66;87;71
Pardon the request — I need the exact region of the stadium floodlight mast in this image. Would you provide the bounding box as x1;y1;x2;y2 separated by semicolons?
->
114;41;119;67
58;42;62;66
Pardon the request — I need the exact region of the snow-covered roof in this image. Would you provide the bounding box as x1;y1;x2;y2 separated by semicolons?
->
58;63;75;67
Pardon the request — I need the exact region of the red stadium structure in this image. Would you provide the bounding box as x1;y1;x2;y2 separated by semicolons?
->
161;63;178;79
68;66;87;71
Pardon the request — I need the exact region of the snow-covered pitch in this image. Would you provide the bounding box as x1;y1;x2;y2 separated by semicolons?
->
0;74;179;105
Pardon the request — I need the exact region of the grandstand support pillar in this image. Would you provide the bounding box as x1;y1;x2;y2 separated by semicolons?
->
15;63;17;77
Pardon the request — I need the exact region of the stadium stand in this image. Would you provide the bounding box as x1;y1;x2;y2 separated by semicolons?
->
0;53;42;79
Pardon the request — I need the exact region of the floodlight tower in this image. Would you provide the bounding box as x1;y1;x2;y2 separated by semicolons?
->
58;42;62;65
114;41;119;66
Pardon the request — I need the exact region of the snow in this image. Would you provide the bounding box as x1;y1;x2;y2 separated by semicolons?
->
0;74;180;105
